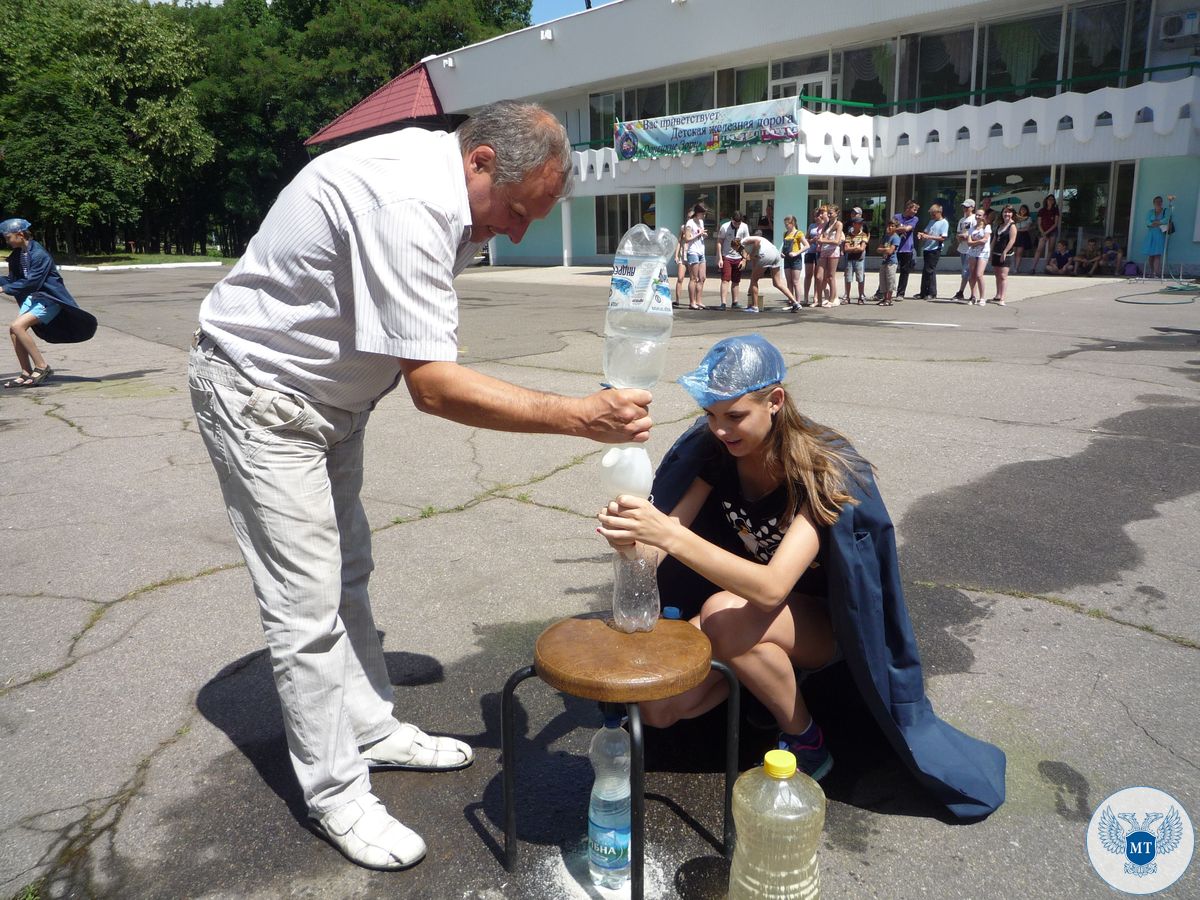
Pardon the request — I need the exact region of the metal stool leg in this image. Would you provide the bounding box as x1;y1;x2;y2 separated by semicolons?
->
501;665;537;872
710;660;740;858
627;702;645;900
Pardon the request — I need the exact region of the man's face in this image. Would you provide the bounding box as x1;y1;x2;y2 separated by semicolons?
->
4;232;24;249
905;202;919;216
464;145;564;244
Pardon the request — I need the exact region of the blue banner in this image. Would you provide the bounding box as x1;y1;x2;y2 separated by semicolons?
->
614;98;799;160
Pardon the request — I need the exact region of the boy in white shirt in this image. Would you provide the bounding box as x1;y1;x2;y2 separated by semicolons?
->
717;211;750;309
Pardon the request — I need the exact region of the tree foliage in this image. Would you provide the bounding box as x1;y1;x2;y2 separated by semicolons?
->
0;0;531;257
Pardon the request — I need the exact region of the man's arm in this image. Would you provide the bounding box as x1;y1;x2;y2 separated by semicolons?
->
399;359;652;443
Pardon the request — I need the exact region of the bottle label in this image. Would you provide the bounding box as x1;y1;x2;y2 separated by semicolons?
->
609;255;673;317
588;818;631;870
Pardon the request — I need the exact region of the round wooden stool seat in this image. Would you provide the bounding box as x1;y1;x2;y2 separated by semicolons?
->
533;617;712;703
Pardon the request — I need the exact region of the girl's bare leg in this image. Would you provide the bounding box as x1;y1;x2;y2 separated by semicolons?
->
10;313;47;372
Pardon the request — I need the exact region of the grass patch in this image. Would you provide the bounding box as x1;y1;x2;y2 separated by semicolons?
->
12;879;44;900
63;252;238;267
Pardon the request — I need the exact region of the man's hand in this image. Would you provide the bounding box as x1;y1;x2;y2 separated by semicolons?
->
579;388;653;443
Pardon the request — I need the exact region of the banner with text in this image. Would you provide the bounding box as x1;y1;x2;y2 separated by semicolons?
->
614;98;799;160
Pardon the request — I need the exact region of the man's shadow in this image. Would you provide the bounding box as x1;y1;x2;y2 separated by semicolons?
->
195;637;455;823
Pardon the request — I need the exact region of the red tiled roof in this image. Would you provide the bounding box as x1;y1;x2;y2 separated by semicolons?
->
305;63;444;146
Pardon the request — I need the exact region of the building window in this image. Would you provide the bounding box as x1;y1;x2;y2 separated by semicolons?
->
981;16;1061;102
596;193;656;255
735;66;769;104
916;30;974;111
838;43;896;112
625;84;667;120
1059;163;1114;243
1068;1;1129;92
589;92;623;148
841;178;891;235
669;75;715;114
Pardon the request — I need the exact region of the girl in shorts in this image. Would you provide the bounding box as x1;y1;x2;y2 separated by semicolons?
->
780;216;808;306
803;207;825;306
736;236;800;313
596;335;875;780
990;207;1017;305
815;206;844;307
2;218;80;388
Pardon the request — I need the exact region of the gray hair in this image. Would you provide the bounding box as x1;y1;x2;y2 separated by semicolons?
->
458;101;573;198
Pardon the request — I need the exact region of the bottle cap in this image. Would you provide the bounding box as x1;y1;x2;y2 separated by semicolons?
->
763;748;797;779
662;606;681;620
603;714;623;728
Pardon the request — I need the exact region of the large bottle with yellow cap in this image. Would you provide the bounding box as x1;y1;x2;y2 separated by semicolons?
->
727;748;826;899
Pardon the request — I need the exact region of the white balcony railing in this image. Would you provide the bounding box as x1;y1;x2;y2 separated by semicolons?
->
570;76;1200;193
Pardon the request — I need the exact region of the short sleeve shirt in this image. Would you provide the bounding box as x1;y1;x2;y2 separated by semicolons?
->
895;213;920;253
920;219;949;253
880;233;902;265
199;128;480;413
719;221;750;259
698;452;826;596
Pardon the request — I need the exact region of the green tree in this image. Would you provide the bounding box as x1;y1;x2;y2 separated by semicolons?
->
0;0;214;254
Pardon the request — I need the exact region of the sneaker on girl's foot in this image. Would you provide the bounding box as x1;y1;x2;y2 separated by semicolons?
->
778;722;833;781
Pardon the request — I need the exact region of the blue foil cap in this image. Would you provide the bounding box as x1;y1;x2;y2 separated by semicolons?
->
677;334;786;409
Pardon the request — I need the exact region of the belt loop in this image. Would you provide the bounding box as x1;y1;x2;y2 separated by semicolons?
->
245;387;273;419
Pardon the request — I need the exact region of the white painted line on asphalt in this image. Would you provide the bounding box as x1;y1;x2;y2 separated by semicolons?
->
882;321;961;328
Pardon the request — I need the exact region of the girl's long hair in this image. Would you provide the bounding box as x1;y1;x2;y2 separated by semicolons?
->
744;384;870;527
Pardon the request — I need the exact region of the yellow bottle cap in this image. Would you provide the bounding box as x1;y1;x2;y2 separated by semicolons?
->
763;749;797;778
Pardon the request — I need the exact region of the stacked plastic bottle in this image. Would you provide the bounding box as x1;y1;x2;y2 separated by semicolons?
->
587;713;632;888
728;748;826;900
603;224;677;391
601;224;677;633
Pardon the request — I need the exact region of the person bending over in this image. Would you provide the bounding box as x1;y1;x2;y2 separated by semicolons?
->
735;236;799;313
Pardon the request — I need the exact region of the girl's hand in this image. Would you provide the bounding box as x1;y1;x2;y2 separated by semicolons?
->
597;495;678;552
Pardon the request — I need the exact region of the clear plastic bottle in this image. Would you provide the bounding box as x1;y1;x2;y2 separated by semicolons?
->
611;542;660;633
728;748;826;900
603;224;677;391
598;445;653;501
588;714;632;888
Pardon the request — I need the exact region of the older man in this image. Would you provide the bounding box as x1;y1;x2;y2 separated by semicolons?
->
188;101;652;871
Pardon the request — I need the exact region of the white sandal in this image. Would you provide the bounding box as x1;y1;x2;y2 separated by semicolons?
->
360;722;474;771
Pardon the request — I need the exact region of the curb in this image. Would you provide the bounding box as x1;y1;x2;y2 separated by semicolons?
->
60;262;226;272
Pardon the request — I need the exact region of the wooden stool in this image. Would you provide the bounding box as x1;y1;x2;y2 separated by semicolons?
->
501;617;739;900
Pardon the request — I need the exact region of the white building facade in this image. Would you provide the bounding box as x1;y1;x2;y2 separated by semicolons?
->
418;0;1199;273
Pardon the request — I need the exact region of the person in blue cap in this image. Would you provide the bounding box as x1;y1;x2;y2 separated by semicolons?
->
1;217;81;387
596;334;867;780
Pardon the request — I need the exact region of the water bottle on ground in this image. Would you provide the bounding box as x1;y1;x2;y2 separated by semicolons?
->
603;224;677;391
588;713;632;889
728;748;826;900
611;542;660;633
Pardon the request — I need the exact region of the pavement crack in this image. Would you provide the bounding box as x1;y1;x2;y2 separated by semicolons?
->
913;580;1199;651
0;563;244;700
1116;698;1200;773
14;713;199;898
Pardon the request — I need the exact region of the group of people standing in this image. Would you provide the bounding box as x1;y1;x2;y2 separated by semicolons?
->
671;188;1172;314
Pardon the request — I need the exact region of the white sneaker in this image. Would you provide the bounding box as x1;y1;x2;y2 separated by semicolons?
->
314;793;426;870
361;722;474;771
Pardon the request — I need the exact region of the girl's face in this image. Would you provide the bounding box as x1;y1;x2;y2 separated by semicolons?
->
705;388;783;458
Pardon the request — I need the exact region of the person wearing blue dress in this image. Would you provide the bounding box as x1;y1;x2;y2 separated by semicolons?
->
1141;195;1172;277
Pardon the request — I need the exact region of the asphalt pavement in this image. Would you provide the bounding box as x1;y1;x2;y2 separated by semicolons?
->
1;264;1197;899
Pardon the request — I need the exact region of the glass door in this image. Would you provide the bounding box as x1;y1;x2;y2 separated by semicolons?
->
770;74;830;111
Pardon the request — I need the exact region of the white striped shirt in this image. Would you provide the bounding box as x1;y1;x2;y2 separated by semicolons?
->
199;128;480;412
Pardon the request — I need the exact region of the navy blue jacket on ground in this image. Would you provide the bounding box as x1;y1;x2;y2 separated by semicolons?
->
4;241;96;343
652;419;1006;820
